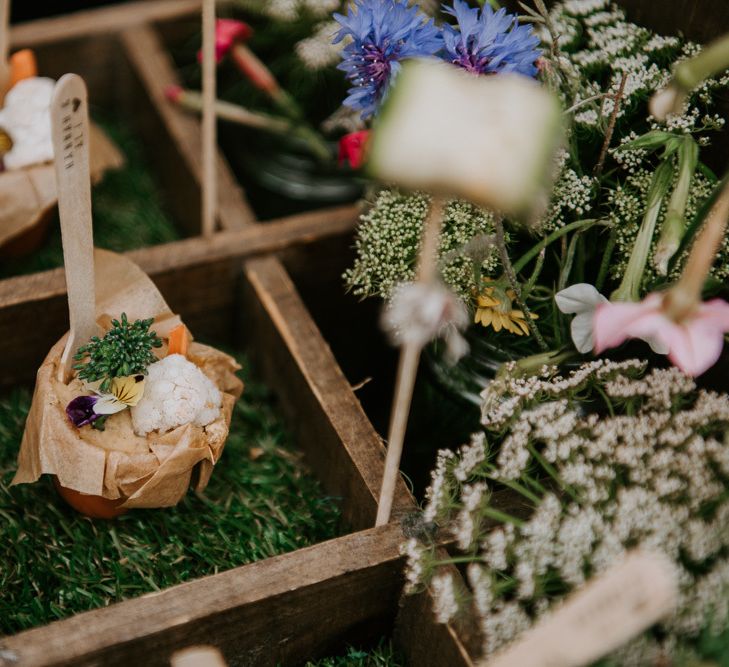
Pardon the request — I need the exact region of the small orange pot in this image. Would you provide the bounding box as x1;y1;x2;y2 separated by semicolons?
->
52;476;128;519
0;206;54;260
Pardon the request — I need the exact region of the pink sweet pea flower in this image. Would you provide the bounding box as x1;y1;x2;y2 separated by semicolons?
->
197;19;253;64
338;130;370;169
593;293;729;376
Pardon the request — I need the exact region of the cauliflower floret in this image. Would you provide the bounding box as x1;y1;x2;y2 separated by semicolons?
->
0;77;55;170
131;354;222;436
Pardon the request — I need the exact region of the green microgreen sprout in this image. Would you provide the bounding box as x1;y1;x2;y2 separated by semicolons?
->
73;313;162;393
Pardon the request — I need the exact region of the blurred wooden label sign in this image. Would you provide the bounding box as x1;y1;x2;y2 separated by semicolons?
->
485;550;678;667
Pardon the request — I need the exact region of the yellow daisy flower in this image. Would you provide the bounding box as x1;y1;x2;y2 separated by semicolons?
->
474;288;538;336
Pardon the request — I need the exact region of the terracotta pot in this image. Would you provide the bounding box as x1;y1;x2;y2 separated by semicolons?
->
52;475;128;519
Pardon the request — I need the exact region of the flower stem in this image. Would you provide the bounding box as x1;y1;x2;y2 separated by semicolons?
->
482;506;526;528
509;349;575;376
493;477;541;504
523;248;546;296
417;197;446;282
595;226;617;292
512;218;602;274
594;72;628;180
611;159;674;302
168;86;331;162
665;178;729;320
431;556;482;566
654;137;699;275
557;230;582;291
376;197;446;527
494;216;548;350
527;442;580;503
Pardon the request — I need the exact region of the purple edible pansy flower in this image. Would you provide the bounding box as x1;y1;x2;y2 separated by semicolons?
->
333;0;443;119
442;0;541;78
66;395;102;428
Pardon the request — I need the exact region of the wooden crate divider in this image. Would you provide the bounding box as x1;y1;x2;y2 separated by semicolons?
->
0;524;406;667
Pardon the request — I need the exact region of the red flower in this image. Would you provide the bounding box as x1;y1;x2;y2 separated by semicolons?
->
196;19;253;64
338;130;370;169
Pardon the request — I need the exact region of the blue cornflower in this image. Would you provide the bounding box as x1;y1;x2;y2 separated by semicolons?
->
442;0;541;78
333;0;443;119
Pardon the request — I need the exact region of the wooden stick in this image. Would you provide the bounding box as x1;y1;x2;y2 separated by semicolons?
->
51;74;100;382
171;646;227;667
201;0;216;237
375;197;445;526
594;72;628;180
0;0;10;104
482;550;677;667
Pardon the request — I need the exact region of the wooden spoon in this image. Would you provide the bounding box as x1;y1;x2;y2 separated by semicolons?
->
0;0;10;105
201;0;217;237
50;73;100;382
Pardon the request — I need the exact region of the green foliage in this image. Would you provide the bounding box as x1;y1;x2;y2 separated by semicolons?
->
301;639;404;667
73;313;162;392
0;352;341;634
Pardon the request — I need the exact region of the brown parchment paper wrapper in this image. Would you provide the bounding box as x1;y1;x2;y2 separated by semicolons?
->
0;123;124;249
12;249;244;508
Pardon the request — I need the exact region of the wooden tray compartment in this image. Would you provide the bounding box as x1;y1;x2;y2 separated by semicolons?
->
0;3;429;665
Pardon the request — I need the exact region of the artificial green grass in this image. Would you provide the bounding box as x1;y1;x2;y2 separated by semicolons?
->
301;639;405;667
0;113;181;279
0;353;342;635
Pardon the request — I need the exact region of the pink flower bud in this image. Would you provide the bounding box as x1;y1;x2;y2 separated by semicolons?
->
197;18;253;64
338;130;370;169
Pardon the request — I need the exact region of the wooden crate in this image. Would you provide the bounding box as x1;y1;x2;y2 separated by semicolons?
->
0;3;433;665
5;2;726;666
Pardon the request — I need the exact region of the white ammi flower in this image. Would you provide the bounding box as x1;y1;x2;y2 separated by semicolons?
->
555;283;668;355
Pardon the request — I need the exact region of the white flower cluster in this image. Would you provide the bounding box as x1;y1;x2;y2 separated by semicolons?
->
344;190;502;301
400;537;427;594
643;34;681;55
262;0;340;21
407;359;729;662
560;0;609;17
423;448;456;523
541;164;595;230
295;20;343;70
480;358;645;429
431;571;459;623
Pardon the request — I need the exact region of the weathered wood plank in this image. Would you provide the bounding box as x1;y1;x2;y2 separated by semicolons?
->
0;206;358;389
397;587;474;667
0;523;406;667
10;0;201;49
242;255;414;531
121;23;257;234
0;206;357;308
